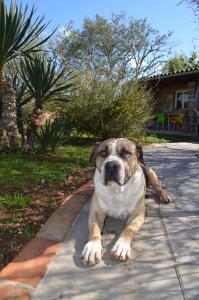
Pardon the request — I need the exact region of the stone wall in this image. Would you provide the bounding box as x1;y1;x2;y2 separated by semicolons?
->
154;88;174;112
184;81;197;133
153;80;198;133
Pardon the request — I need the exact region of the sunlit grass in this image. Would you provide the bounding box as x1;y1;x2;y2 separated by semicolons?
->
0;193;32;208
0;144;93;188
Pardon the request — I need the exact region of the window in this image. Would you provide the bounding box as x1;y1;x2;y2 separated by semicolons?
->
175;91;188;109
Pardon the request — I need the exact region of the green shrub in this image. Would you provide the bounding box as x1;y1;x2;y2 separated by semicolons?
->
35;119;70;153
0;193;32;208
62;78;153;139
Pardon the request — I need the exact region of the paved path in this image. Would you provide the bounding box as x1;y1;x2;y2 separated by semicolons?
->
32;143;199;300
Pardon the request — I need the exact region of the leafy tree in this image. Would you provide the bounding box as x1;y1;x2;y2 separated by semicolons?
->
62;72;153;139
53;14;172;80
50;14;171;138
0;0;55;150
20;54;75;150
180;0;199;15
162;52;197;74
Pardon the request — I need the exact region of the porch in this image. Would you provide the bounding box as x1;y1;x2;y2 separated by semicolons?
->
147;129;197;137
146;67;199;138
147;110;198;137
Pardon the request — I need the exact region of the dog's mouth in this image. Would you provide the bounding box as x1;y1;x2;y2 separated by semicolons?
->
105;176;131;186
104;161;129;186
104;175;122;186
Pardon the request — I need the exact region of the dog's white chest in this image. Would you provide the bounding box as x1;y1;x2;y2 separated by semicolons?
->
94;167;145;218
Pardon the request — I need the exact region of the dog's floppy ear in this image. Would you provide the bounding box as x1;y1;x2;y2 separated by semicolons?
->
136;144;145;165
90;142;101;161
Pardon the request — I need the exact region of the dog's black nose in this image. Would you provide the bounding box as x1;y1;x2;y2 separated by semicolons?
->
104;160;120;184
105;161;120;172
104;161;121;185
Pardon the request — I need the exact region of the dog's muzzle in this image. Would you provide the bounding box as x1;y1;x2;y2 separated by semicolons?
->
104;161;121;185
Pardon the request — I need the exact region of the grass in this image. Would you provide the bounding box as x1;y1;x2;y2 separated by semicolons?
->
136;133;197;145
0;144;93;189
0;142;94;271
22;225;35;239
0;193;32;208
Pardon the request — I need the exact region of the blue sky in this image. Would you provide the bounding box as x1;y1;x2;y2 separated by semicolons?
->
7;0;199;56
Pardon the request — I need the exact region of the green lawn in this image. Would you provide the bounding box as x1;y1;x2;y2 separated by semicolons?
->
137;133;197;145
0;144;93;189
0;143;94;270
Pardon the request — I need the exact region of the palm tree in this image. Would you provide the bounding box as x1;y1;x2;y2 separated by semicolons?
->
5;66;33;146
0;0;55;150
20;54;75;150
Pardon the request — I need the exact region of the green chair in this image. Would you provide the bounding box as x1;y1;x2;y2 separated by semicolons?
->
156;112;165;130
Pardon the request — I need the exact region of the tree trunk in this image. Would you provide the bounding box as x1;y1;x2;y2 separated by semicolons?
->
25;106;42;152
0;87;4;149
0;78;18;151
16;102;26;147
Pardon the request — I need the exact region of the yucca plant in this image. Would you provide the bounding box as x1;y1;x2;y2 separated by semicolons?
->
20;54;75;150
0;0;55;150
34;119;70;153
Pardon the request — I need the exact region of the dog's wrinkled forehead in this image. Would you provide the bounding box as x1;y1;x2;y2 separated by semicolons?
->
92;138;137;161
103;138;136;155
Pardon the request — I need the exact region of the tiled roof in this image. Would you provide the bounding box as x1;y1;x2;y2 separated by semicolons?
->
147;66;199;80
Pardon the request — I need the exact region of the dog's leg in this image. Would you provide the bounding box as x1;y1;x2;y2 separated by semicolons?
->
111;197;145;261
146;167;172;203
81;194;106;266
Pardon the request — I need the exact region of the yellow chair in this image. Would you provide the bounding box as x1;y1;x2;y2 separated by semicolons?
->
169;113;184;130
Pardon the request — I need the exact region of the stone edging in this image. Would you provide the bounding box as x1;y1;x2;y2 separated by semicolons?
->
0;181;94;300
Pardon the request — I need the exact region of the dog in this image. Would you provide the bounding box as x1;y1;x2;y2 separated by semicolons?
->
81;138;171;266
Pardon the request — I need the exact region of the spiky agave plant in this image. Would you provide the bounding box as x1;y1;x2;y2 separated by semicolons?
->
0;0;55;150
20;54;75;150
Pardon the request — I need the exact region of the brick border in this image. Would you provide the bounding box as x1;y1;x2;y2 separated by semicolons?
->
0;181;94;300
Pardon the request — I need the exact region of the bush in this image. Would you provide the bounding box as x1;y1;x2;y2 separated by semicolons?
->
34;119;70;153
63;76;153;139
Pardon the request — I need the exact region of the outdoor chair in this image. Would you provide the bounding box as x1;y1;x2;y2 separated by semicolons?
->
169;113;184;130
156;112;166;130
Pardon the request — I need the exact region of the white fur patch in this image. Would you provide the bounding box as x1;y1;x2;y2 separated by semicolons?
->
81;240;102;266
100;140;126;186
111;237;131;260
111;140;117;155
94;165;145;219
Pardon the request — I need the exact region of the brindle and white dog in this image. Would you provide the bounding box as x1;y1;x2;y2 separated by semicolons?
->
81;138;171;266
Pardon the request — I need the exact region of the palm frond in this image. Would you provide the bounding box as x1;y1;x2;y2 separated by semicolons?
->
20;54;76;105
0;0;56;69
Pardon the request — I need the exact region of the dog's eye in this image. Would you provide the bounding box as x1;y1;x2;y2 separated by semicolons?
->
100;150;107;158
120;150;131;159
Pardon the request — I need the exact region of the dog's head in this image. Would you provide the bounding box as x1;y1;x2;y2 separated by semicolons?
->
91;138;139;186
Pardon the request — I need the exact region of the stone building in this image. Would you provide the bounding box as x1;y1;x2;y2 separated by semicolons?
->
147;67;199;134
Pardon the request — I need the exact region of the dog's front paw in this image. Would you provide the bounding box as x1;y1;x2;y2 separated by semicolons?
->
111;237;131;261
81;240;102;266
161;191;172;204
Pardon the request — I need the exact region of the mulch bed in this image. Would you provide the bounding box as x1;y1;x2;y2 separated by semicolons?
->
0;168;94;271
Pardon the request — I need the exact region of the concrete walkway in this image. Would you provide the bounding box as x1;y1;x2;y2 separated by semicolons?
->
32;143;199;300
